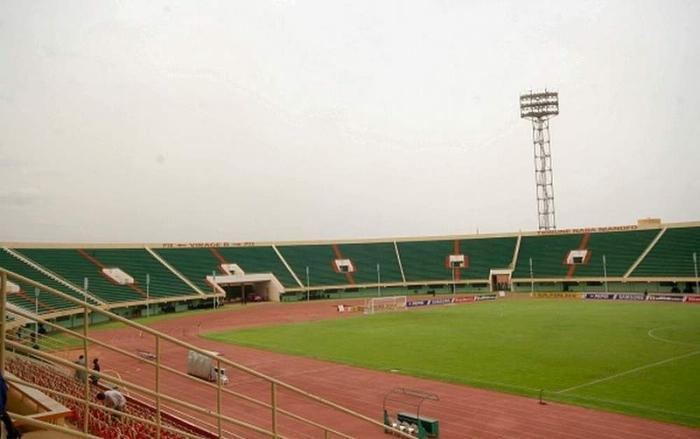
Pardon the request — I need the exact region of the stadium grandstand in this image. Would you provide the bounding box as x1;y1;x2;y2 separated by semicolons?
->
3;218;698;316
0;217;698;437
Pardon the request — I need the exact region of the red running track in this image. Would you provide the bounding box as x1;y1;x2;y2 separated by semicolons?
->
85;299;700;439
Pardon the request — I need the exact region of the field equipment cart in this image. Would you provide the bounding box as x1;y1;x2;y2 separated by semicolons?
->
383;388;440;438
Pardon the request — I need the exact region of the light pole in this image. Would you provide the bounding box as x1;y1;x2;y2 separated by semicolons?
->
529;257;534;294
693;252;699;295
306;266;310;302
146;273;150;318
603;254;608;293
520;90;560;231
377;263;381;297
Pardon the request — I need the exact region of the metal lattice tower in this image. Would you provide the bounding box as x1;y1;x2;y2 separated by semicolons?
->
520;90;559;231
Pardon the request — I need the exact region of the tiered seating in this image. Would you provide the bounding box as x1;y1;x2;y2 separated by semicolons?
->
5;290;47;314
278;245;348;286
84;249;197;298
336;242;403;284
153;248;220;292
459;237;517;279
18;249;145;303
5;224;697;300
6;355;212;439
633;226;700;277
0;250;94;311
575;230;658;277
216;246;298;287
397;240;454;282
398;237;517;282
513;234;583;278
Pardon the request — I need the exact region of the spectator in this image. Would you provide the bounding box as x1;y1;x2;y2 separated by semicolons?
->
0;374;22;439
37;323;47;336
74;355;86;382
90;358;101;385
96;390;126;418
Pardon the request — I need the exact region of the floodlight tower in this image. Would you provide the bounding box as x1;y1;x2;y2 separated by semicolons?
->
520;90;559;231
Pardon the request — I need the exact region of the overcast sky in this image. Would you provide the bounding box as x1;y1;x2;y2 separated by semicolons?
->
1;0;699;243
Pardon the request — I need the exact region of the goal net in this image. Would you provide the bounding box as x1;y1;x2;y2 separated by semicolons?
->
365;296;407;315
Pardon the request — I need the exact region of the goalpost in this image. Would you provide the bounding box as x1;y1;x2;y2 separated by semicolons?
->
365;296;408;315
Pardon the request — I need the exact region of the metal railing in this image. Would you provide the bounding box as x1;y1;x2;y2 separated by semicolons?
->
7;412;101;438
1;267;414;438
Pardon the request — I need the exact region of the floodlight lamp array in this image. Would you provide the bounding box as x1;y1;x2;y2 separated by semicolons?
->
520;90;559;119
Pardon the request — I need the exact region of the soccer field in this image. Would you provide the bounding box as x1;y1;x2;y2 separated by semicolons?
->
203;299;700;427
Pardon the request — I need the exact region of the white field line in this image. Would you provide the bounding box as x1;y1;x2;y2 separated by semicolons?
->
557;349;700;394
557;393;700;420
647;327;700;347
394;367;544;394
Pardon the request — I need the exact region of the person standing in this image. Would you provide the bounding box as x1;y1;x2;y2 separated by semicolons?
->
90;358;101;385
74;355;86;382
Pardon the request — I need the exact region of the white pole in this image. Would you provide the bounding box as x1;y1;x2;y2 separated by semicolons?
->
694;252;699;295
212;271;216;309
83;277;89;326
146;273;150;318
306;266;310;302
529;257;534;294
603;255;608;293
34;287;39;337
377;263;381;297
452;267;456;296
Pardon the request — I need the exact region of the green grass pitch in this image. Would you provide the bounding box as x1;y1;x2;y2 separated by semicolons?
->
203;299;700;427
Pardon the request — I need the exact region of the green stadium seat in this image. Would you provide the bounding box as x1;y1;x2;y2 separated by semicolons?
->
575;230;658;277
154;248;221;292
278;245;346;286
398;240;454;282
399;237;516;282
85;249;198;298
337;242;403;284
633;227;700;277
513;234;583;278
17;249;145;304
216;246;298;288
1;249;96;312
